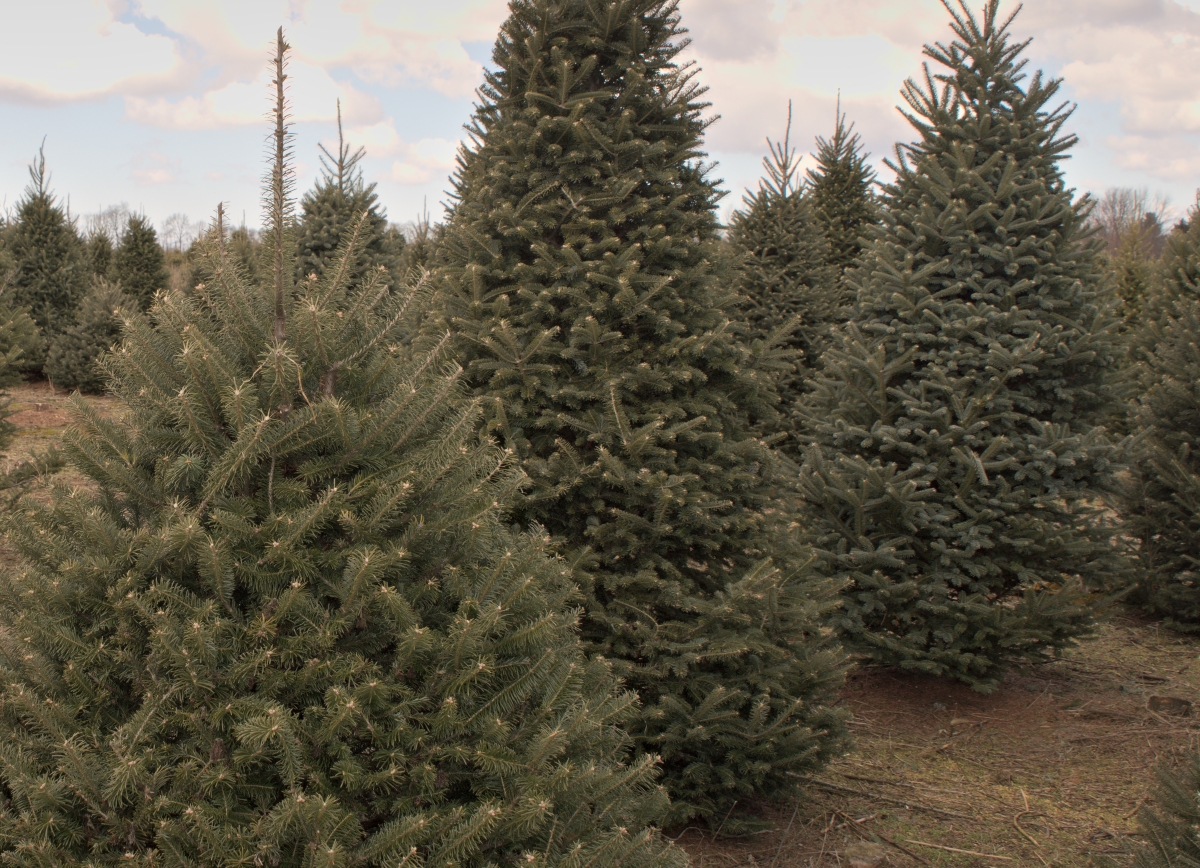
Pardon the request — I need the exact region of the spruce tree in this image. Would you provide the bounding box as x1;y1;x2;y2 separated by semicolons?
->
435;0;847;824
805;103;878;274
86;231;115;279
113;214;169;310
0;301;39;453
796;0;1124;691
5;144;87;363
45;277;135;393
1119;292;1200;629
727;105;836;449
295;101;400;287
0;32;686;868
1110;754;1200;868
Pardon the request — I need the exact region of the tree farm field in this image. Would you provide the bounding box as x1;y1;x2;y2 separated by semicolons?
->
1;379;1195;868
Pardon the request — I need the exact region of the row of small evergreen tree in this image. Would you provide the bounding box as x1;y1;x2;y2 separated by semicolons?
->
0;0;1197;863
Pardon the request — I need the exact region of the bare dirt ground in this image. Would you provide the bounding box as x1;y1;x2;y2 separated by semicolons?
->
3;382;1196;867
676;618;1200;867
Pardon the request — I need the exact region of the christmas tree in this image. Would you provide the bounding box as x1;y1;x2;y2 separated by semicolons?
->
45;277;135;393
0;32;686;868
0;300;39;453
1119;291;1200;629
727;103;836;449
797;0;1124;691
805;101;878;274
4;143;87;364
1110;754;1200;868
435;0;847;824
86;230;115;279
113;214;169;310
294;101;401;287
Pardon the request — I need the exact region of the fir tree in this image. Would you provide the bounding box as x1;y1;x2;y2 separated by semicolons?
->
727;104;836;448
1112;754;1200;868
0;32;686;868
1119;294;1200;630
796;0;1124;691
86;231;115;279
805;101;878;274
5;143;87;363
435;0;847;824
45;277;134;393
0;301;39;453
113;214;169;310
295;101;400;287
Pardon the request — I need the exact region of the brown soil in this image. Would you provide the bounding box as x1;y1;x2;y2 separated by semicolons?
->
676;617;1200;867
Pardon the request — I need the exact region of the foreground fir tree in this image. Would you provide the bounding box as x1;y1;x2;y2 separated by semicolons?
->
45;277;135;393
436;0;847;824
805;103;878;274
294;101;401;287
0;33;685;868
5;144;86;363
113;214;169;310
727;106;836;447
1105;754;1200;868
797;0;1124;690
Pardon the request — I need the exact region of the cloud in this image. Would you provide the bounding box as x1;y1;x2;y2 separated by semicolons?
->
0;2;181;103
130;151;178;186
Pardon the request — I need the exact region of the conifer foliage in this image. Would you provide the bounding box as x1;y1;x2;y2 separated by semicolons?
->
113;214;169;310
1117;753;1200;868
0;32;685;868
805;104;878;273
5;144;86;362
1120;293;1200;630
797;0;1123;690
45;278;134;393
294;102;401;287
437;0;847;823
727;105;836;435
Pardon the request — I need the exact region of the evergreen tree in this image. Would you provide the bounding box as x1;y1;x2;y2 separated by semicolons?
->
1147;202;1200;323
229;225;262;284
0;301;39;453
435;0;847;824
796;0;1124;691
805;102;878;274
113;214;169;310
0;32;686;868
1119;292;1200;630
295;101;400;287
5;144;87;363
45;278;134;393
727;104;836;448
86;231;115;279
1111;754;1200;868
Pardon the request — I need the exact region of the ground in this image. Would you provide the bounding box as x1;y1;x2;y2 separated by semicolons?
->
2;381;1196;868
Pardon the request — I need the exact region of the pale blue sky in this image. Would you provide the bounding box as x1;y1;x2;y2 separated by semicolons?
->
1;0;1198;240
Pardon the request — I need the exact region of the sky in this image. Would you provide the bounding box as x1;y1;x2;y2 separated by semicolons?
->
0;0;1198;242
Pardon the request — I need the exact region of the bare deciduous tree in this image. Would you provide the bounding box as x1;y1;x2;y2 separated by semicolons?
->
1090;187;1173;256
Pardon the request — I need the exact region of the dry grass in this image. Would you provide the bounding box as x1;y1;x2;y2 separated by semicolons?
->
3;381;1197;867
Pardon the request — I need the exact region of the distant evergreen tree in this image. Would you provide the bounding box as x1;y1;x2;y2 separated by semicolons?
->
5;143;87;363
85;230;114;279
806;101;879;273
398;212;438;280
295;100;400;287
436;0;848;824
45;277;134;393
229;225;261;283
0;301;39;452
113;214;168;310
797;0;1124;691
1148;203;1200;322
0;32;685;868
727;104;836;449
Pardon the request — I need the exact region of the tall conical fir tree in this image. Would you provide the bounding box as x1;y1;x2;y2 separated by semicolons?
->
797;0;1124;691
727;105;836;450
0;31;687;868
113;213;169;310
294;101;402;287
435;0;848;824
805;103;878;274
5;144;86;364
